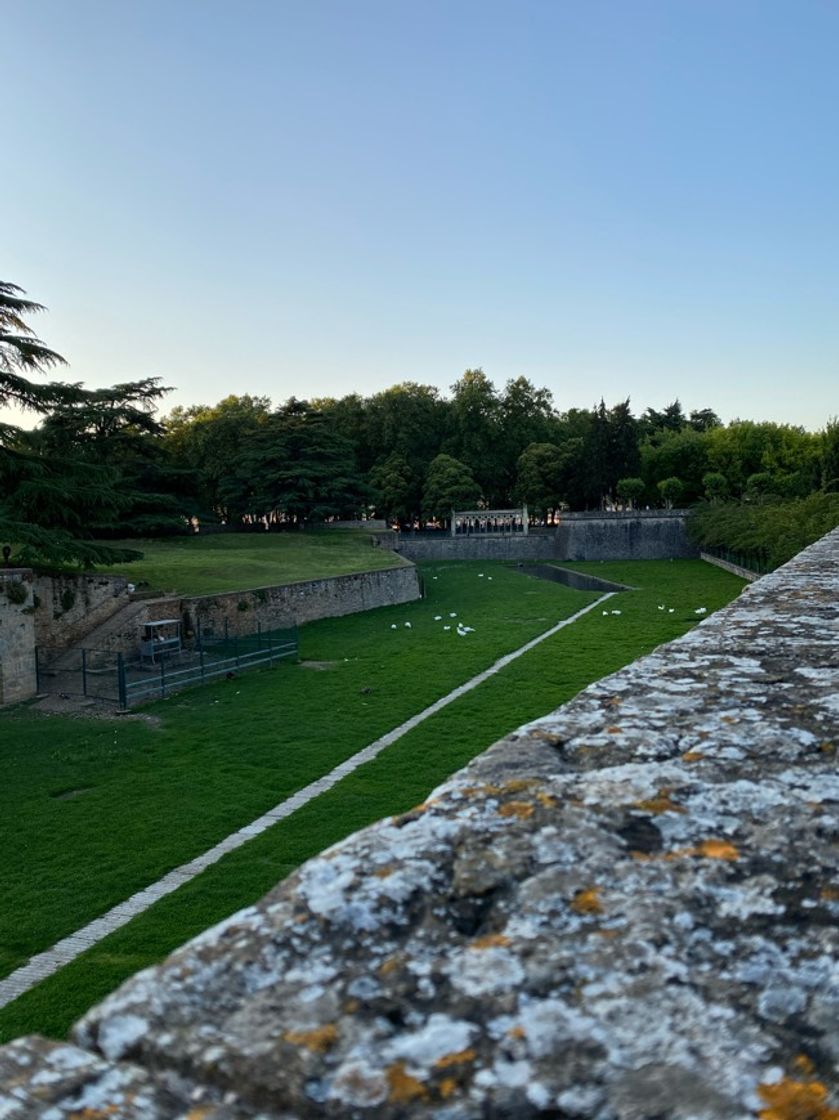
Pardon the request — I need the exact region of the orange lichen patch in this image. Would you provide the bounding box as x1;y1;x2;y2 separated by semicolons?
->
536;791;557;809
666;838;740;862
721;715;738;724
343;998;360;1014
387;1062;429;1104
501;779;533;793
757;1076;839;1120
498;801;535;820
507;1025;527;1040
434;1048;477;1069
606;725;622;734
630;850;653;861
819;741;835;754
438;1077;458;1099
68;1107;120;1119
682;751;705;762
694;838;740;860
593;927;622;939
391;805;428;825
461;784;503;798
571;887;603;915
604;696;622;708
379;956;402;977
185;1111;215;1120
374;865;396;879
697;730;710;739
633;788;685;814
819;886;839;902
284;1024;338;1053
792;1055;816;1076
469;933;512;950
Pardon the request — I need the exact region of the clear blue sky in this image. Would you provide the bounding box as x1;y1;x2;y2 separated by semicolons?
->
3;0;837;428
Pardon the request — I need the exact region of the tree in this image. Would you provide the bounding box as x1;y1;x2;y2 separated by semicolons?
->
640;428;710;504
445;370;504;504
497;377;556;501
369;452;415;526
422;454;481;522
616;477;645;509
229;401;371;526
35;378;194;536
516;443;563;520
165;395;271;522
642;400;686;436
822;418;839;492
0;282;74;413
703;471;730;504
0;283;141;566
657;476;684;509
688;408;722;432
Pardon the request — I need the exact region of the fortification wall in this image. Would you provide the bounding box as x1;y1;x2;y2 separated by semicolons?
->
4;528;838;1118
0;569;36;705
391;513;695;563
178;561;421;638
395;534;557;562
555;510;697;560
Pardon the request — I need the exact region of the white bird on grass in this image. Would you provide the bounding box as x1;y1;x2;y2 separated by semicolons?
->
443;625;451;631
657;604;665;611
390;624;397;629
404;622;412;628
449;612;457;618
668;608;675;613
434;615;442;621
694;607;707;615
611;610;622;616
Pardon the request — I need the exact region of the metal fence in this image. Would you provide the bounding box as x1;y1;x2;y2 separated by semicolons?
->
36;622;299;709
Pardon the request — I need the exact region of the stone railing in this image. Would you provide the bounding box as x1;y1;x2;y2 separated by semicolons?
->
2;529;838;1118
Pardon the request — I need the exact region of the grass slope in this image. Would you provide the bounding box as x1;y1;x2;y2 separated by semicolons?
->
0;559;744;1042
95;530;403;595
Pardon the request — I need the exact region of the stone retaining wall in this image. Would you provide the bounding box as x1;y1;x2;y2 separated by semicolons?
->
0;569;36;705
32;572;130;648
178;561;421;638
701;551;761;582
3;529;838;1116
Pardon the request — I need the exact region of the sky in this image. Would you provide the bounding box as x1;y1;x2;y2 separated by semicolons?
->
3;0;838;430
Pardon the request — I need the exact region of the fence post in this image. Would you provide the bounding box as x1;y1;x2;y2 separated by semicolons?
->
35;647;41;693
82;648;88;697
257;621;262;649
160;656;166;699
117;653;127;710
200;643;205;682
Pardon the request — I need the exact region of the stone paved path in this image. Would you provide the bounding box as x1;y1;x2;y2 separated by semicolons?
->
0;592;613;1010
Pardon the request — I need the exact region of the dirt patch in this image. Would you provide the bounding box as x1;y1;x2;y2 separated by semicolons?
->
30;694;162;727
300;660;339;671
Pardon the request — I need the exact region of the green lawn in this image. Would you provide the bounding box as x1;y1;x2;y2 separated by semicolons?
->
96;529;404;595
0;559;744;1042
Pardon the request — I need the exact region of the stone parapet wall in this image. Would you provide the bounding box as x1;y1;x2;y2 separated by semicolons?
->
3;529;839;1117
0;569;36;705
